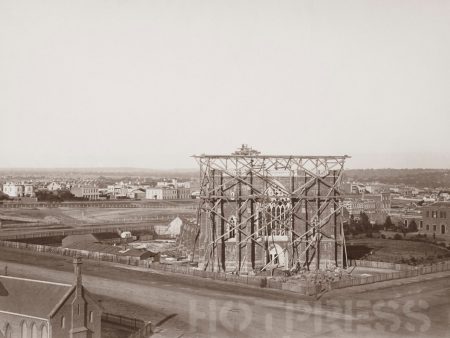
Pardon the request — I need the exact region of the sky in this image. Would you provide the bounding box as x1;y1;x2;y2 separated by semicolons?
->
0;0;449;169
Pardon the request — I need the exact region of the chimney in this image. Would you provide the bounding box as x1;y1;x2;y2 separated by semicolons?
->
73;256;82;287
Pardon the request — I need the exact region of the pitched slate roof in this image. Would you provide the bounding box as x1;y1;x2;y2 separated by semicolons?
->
429;201;450;208
65;241;153;259
62;234;99;248
0;276;71;318
65;241;123;254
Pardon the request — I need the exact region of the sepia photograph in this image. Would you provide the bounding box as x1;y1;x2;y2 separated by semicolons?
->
0;0;449;337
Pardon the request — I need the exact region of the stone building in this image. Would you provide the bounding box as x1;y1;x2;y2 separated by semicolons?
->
145;187;177;200
2;183;34;198
342;192;391;224
70;185;99;200
198;173;344;272
0;258;102;338
420;201;450;242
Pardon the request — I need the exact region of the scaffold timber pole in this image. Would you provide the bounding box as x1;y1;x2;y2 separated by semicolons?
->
194;146;350;274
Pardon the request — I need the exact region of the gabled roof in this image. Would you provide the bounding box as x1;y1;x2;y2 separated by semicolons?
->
65;241;152;258
62;234;99;247
65;241;124;254
0;276;71;318
49;286;103;318
424;201;450;208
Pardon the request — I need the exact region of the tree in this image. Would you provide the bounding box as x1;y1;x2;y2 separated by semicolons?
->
359;212;372;234
408;220;418;232
384;216;394;230
36;189;80;202
0;192;10;201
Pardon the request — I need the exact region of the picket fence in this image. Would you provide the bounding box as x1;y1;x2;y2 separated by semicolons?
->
2;239;450;296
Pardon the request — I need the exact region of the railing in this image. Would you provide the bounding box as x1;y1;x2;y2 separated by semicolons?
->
102;313;144;330
0;224;158;240
102;313;153;338
128;322;153;338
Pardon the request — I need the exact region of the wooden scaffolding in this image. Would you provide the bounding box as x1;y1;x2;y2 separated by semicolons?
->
193;145;349;274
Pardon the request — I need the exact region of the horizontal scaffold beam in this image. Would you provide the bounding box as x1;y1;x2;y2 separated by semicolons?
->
194;146;349;274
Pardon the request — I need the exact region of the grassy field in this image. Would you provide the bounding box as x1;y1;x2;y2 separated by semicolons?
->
347;238;450;264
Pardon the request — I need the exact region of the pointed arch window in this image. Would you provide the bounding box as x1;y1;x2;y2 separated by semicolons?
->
21;321;28;338
41;324;48;338
31;322;38;338
4;323;12;338
227;216;237;239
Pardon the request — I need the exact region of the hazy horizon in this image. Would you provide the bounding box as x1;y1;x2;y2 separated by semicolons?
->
1;0;449;169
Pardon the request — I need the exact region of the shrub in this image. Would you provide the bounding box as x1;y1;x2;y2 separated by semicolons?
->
393;233;403;240
381;234;386;239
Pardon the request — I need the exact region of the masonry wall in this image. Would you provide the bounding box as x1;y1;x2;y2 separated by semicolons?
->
0;312;48;338
198;171;344;272
50;290;101;338
420;204;450;242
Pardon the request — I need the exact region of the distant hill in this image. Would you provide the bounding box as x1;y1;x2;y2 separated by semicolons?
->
345;169;450;189
2;167;450;189
0;168;198;179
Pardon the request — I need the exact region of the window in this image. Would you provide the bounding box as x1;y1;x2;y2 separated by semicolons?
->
420;221;423;229
5;323;12;338
441;225;446;234
227;216;236;239
426;224;430;231
21;321;28;338
270;253;279;265
90;311;94;323
41;325;48;338
61;316;65;329
426;211;429;218
433;225;437;232
31;322;38;338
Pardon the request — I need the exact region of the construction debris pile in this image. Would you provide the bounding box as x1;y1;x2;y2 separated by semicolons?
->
270;263;352;287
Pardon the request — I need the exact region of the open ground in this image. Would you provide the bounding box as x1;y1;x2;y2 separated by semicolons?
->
1;246;449;338
347;238;450;264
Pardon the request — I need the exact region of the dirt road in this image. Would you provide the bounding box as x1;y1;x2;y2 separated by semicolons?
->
0;247;449;338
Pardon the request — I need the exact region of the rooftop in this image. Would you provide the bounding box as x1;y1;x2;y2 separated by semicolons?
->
424;201;450;208
0;275;71;318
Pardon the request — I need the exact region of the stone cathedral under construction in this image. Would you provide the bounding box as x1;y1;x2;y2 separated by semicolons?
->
193;145;349;274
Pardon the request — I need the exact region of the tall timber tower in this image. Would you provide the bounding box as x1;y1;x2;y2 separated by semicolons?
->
193;145;349;274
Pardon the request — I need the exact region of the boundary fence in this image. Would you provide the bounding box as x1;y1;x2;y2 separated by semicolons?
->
1;238;450;296
0;224;156;241
330;260;450;290
102;313;153;338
